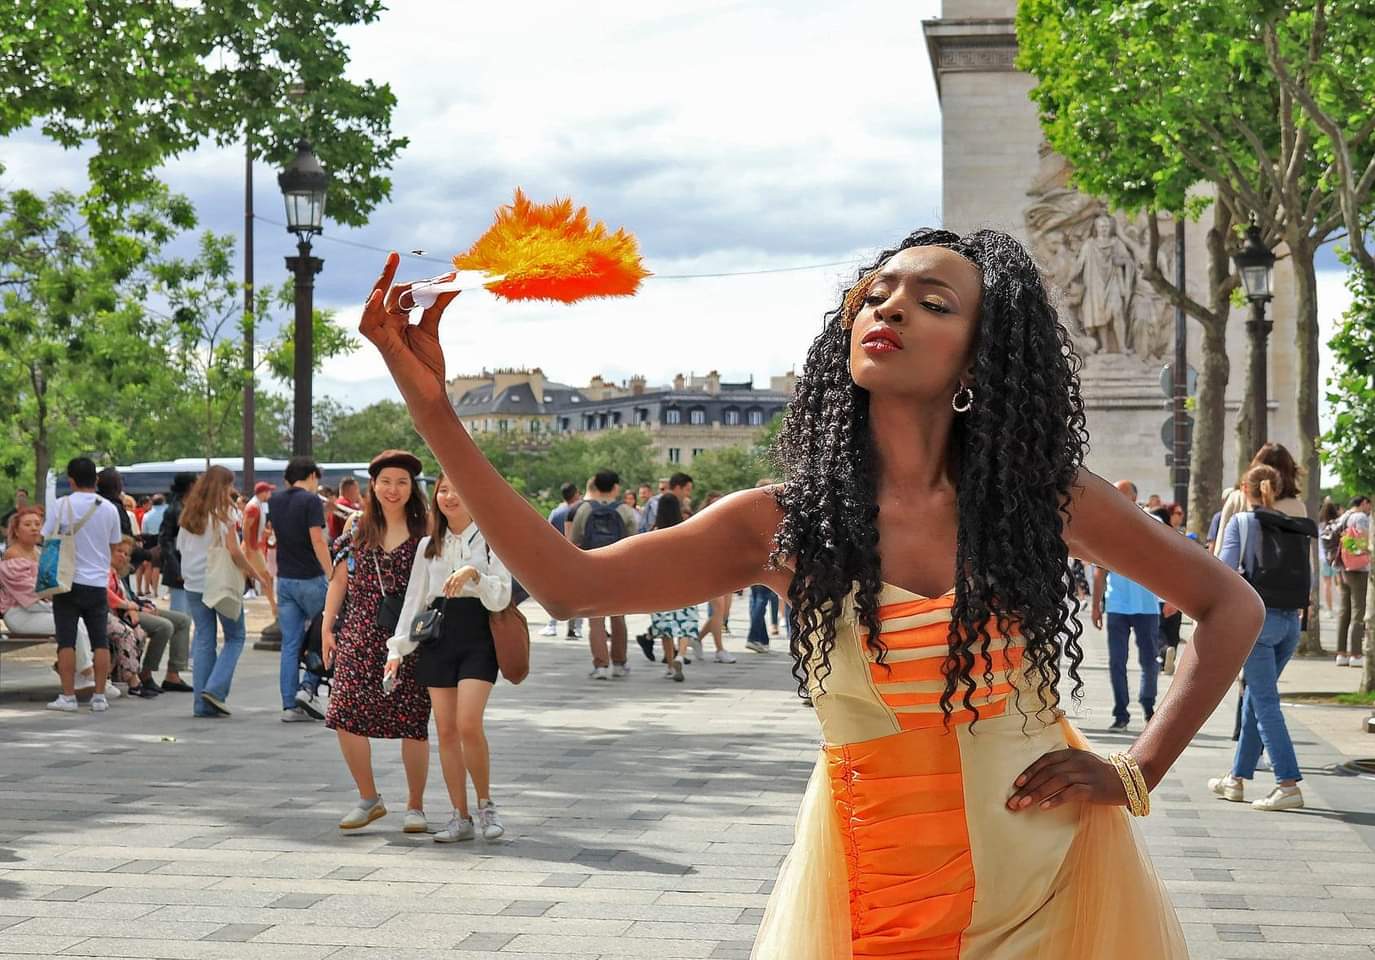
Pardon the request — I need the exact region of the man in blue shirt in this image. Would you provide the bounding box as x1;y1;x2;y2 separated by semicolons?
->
1092;480;1162;731
541;482;583;640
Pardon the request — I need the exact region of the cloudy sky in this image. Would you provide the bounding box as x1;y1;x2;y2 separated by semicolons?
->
3;0;1351;420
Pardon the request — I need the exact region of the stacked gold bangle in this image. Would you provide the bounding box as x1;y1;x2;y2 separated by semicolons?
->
1109;752;1151;817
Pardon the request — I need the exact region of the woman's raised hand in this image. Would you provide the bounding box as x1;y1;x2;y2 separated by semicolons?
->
359;252;462;411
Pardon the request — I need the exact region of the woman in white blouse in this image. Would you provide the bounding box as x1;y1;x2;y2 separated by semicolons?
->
388;471;511;843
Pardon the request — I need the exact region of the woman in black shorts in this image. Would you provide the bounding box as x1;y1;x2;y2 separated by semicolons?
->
388;470;512;843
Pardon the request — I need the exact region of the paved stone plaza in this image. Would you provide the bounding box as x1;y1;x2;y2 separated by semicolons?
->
1;600;1373;959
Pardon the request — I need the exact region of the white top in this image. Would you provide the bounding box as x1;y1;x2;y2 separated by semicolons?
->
41;492;122;588
176;512;239;593
388;523;512;661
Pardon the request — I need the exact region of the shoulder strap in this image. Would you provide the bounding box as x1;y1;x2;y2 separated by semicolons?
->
1236;513;1252;574
69;497;102;535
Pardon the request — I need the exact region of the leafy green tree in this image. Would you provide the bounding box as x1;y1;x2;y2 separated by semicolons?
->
149;230;358;464
1017;0;1375;542
313;399;429;468
0;187;194;494
471;429;659;515
0;0;405;226
1323;255;1375;495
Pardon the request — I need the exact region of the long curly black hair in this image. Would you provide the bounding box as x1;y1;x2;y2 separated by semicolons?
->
771;228;1089;723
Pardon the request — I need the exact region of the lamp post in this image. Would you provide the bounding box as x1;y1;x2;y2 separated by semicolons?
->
277;139;328;456
1232;218;1276;450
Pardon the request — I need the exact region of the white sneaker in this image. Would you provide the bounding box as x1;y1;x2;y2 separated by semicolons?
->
1252;785;1304;811
714;649;738;664
1336;654;1351;666
90;694;109;713
46;694;78;713
589;666;610;681
339;797;387;830
689;636;704;663
611;663;631;679
295;688;325;719
402;809;428;834
540;622;558;637
477;800;505;840
1208;773;1244;802
281;707;314;722
1349;656;1365;669
103;684;122;700
433;815;476;843
745;640;770;654
670;658;685;683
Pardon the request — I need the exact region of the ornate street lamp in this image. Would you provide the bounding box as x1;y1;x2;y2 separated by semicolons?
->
278;139;328;455
1232;218;1276;448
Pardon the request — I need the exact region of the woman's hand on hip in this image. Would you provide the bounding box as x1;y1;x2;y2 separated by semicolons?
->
1007;748;1129;812
358;252;460;409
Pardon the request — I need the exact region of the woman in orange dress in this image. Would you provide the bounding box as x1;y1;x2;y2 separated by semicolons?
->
359;228;1263;959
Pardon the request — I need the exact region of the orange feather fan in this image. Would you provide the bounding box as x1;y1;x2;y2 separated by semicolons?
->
454;189;649;303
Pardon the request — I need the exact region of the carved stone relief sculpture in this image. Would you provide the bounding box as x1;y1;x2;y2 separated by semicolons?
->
1024;142;1175;366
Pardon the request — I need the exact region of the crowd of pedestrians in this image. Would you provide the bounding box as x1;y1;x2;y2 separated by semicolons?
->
9;437;1361;839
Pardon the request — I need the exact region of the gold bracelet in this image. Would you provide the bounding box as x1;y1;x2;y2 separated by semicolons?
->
1109;755;1141;815
1110;752;1151;817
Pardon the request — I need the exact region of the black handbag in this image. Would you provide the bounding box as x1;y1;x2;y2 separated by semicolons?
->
373;554;405;634
409;598;444;646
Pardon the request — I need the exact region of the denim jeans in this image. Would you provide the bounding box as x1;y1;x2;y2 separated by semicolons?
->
748;585;772;646
1107;612;1160;724
1232;608;1302;783
169;587;189;617
187;590;246;717
277;575;326;709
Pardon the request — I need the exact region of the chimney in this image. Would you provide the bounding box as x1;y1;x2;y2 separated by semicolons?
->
673;373;685;391
629;374;647;396
705;370;721;395
770;369;798;395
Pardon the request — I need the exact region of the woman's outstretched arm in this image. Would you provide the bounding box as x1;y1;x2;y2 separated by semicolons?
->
358;253;787;619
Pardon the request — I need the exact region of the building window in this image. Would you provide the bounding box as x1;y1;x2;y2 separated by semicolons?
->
666;407;682;425
498;419;509;433
668;448;681;464
747;408;764;427
598;413;608;429
611;411;622;426
723;407;741;426
692;448;704;459
559;417;570;431
529;419;540;433
689;407;706;425
637;408;649;424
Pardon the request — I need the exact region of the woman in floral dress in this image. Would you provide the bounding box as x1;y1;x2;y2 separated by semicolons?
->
645;493;699;682
323;451;433;833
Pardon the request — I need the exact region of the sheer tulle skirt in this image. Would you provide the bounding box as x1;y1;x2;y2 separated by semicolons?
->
751;718;1187;960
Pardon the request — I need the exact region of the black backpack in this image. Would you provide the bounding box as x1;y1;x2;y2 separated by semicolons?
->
1237;510;1318;610
579;500;626;550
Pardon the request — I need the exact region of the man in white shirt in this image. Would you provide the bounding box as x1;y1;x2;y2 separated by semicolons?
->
42;457;123;713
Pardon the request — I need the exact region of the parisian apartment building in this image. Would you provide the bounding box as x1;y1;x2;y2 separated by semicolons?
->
447;368;796;466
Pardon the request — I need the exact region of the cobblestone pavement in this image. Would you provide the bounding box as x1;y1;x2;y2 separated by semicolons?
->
1;599;1373;959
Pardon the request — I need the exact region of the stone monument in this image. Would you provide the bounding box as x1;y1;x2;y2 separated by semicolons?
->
923;0;1301;499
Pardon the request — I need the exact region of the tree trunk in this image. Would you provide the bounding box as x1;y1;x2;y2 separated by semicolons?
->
1187;201;1239;539
1235;346;1257;484
1290;241;1324;655
1190;323;1230;537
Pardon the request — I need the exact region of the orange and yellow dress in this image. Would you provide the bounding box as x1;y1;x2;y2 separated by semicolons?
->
751;584;1188;959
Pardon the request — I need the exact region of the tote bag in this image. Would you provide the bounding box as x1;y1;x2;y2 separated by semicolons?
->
35;498;100;598
201;520;246;620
